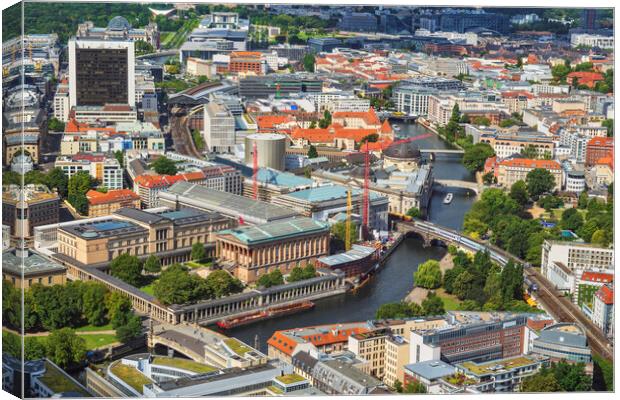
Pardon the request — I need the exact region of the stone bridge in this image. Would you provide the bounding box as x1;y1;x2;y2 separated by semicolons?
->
434;179;480;194
419;149;465;155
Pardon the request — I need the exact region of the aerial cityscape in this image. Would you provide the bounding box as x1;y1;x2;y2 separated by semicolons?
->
1;1;615;397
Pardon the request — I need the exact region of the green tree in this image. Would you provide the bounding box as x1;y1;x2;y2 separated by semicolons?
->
404;380;427;393
303;53;315;72
25;337;47;361
257;269;284;288
143;255;162;273
462;143;495;172
560;208;584;232
135;40;154;55
538;195;563;211
553;362;592;391
114;150;125;168
68;171;95;214
578;191;589;209
602;119;613;137
509;180;529;206
393;379;403;393
116;314;143;343
48;117;65;132
406;207;421;218
191;242;207;262
31;284;82;331
110;253;143;287
106;292;133;329
520;145;540;159
150;156;178;175
590;229;608;246
526;168;556;199
421;292;445;316
82;282;108;326
3;331;22;359
153;264;209;305
330;221;358;246
471;116;491;126
521;367;561;392
414;260;442;289
205;270;243;298
46;167;69;198
45;328;86;368
307;144;319;159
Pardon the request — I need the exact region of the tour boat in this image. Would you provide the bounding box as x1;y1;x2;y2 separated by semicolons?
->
393;125;401;131
443;193;454;204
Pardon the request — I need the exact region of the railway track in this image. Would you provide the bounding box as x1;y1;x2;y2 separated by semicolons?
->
169;113;202;159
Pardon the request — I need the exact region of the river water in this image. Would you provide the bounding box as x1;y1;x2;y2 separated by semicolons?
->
219;121;477;352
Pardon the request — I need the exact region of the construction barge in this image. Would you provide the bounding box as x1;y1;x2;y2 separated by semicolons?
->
216;301;315;329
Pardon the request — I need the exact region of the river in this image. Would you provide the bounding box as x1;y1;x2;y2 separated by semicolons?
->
219;121;477;352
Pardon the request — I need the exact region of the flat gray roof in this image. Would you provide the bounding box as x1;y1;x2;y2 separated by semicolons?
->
404;360;455;380
3;248;66;276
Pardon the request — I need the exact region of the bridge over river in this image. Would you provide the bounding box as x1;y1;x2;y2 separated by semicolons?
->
395;219;614;361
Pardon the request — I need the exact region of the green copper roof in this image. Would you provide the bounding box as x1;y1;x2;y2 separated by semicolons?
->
218;217;328;245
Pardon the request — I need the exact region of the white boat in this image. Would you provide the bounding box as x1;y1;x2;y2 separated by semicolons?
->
443;193;454;204
393;125;401;131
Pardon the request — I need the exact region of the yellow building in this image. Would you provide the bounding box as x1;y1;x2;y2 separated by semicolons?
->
3;248;66;288
497;158;562;190
216;218;330;284
384;335;410;387
86;189;141;217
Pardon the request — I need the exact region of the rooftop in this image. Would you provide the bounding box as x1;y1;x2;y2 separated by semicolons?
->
3;248;66;276
60;218;146;240
274;373;307;385
39;360;91;397
458;355;544;376
278;184;383;203
218;217;328;245
109;362;153;394
317;244;377;267
151;357;217;374
405;360;455;381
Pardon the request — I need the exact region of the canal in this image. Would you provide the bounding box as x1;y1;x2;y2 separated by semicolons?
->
222;121;477;351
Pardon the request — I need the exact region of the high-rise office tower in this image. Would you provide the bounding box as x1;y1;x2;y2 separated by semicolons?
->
581;9;599;31
68;38;135;107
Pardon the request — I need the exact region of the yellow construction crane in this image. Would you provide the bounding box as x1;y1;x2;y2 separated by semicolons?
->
345;189;352;251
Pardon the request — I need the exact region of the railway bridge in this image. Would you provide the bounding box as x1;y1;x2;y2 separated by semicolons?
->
395;219;614;361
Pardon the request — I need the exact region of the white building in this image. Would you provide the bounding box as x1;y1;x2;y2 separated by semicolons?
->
53;90;70;122
55;156;124;190
571;34;614;49
203;101;236;153
592;285;613;336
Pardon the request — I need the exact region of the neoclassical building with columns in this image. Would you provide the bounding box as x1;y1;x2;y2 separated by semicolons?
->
216;217;330;284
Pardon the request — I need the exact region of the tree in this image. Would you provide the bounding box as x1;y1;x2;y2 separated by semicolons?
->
135;40;154;55
421;292;445;316
509;180;529;206
143;255;162;273
110;253;143;287
150;156;178;175
443;265;465;294
25;337;47;361
287;265;317;282
520;145;540;159
462;143;495;172
67;171;95;214
404;380;427;393
257;269;284;288
205;270;243;298
538;195;563;211
393;379;403;393
46;328;86;368
521;367;561;392
330;221;358;246
375;302;422;319
590;229;608;246
191;242;207;262
106;292;133;329
116;314;143;343
560;208;584;232
303;53;315;72
452;270;476;301
31;284;82;331
48;117;65;132
602;119;613;137
526;168;556;199
46;167;69;198
406;207;421;218
319;110;332;129
114;150;125;168
153;264;209;305
553;362;592;391
307;144;319;159
578;191;589;209
414;260;442;289
82;282;108;326
471;116;491;126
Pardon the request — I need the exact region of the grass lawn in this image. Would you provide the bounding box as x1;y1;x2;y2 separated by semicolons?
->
39;360;90;396
139;282;156;296
152;357;217;373
436;288;461;311
185;260;212;269
224;338;252;356
110;363;152;394
80;334;118;350
75;323;113;332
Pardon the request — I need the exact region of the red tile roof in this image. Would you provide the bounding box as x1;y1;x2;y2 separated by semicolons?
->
581;271;614;284
595;285;614;305
267;325;370;356
498;158;561;170
134;172;205;189
587;137;614;147
332;108;381;126
86;189;140;205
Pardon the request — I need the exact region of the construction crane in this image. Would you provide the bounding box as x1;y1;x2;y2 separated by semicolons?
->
252;141;259;200
361;131;435;237
345;189;352;251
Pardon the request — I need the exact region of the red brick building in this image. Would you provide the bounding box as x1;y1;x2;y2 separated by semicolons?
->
586;136;613;167
228;51;264;75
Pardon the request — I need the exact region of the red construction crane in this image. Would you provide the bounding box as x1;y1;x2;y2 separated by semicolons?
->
361;132;434;236
253;141;258;200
